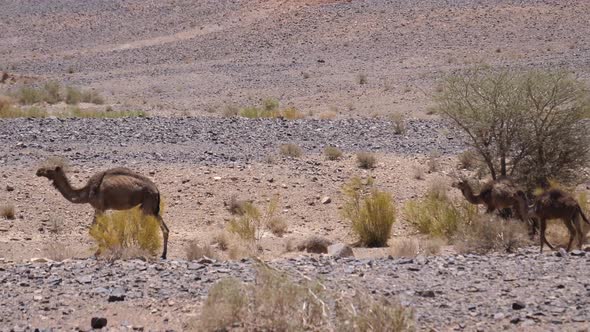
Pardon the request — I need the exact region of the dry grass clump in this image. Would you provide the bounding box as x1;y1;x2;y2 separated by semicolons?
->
237;98;305;120
60;107;145;118
324;146;343;160
0;100;48;118
404;182;477;239
279;143;303;158
412;165;425;180
227;196;286;241
211;232;230;251
15;82;105;105
356;152;377;169
43;243;76;261
390;238;418;258
196;264;414;331
318;110;337;120
186;242;218;260
389;112;407;135
342;177;396;247
0;204;16;220
0;95;14;111
455;216;530;254
89;206;162;258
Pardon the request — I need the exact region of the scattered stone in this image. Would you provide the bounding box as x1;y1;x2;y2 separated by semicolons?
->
570;250;585;256
76;275;93;284
512;301;526;310
321;196;331;204
556;248;568;258
416;290;435;298
327;243;354;258
91;317;107;329
6;185;14;192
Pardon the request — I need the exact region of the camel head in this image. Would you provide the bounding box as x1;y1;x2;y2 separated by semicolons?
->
451;179;469;191
36;165;63;180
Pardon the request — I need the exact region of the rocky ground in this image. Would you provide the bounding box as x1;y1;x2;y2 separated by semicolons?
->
1;0;589;116
1;250;590;331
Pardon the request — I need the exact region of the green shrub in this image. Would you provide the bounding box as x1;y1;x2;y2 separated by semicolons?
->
43;82;62;104
324;146;343;160
89;206;162;257
60;107;145;118
0;105;47;118
17;86;43;105
65;86;82;105
356;152;377;169
404;188;477;239
280;143;302;158
342;177;396;247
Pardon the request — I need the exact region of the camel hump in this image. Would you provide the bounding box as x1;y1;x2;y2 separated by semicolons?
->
101;168;159;192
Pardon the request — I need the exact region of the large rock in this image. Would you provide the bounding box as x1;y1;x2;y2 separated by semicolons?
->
328;243;354;258
296;236;332;254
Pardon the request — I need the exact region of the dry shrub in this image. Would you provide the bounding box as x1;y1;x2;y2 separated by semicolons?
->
228;240;259;260
222;105;239;117
336;290;414;332
412;165;425;180
186;242;218;260
0;95;13;110
89;206;162;258
0;105;47;118
390;238;418;258
0;204;15;220
357;73;368;85
43;243;76;261
281;107;305;120
455;216;530;254
324;146;343;161
227;196;286;241
197;264;414;331
225;194;249;215
17;86;43;105
296;235;332;254
457;150;478;170
389;112;406;135
356;152;377;169
427;151;441;173
342;177;396;247
404;183;477;239
421;238;445;256
280;143;302;158
211;232;230;251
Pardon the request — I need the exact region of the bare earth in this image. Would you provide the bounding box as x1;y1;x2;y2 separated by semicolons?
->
1;0;590;331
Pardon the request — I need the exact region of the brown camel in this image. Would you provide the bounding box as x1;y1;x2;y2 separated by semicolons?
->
36;165;169;259
520;189;589;253
452;178;535;236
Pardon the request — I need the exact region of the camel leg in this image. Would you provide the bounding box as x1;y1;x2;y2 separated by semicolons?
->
564;218;577;252
574;215;584;249
157;215;169;259
539;219;554;253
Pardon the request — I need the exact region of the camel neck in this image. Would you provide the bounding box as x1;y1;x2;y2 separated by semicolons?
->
461;186;483;204
52;171;89;204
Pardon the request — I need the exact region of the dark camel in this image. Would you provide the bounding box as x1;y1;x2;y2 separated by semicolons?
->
520;189;589;253
452;178;535;236
36;165;169;259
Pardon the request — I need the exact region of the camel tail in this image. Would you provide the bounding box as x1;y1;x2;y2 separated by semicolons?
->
579;206;589;225
155;193;161;216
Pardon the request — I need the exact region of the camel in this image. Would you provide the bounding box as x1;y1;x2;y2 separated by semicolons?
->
519;189;589;253
452;177;535;236
36;165;169;259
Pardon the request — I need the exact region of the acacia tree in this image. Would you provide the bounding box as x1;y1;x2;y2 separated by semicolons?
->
436;67;589;188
